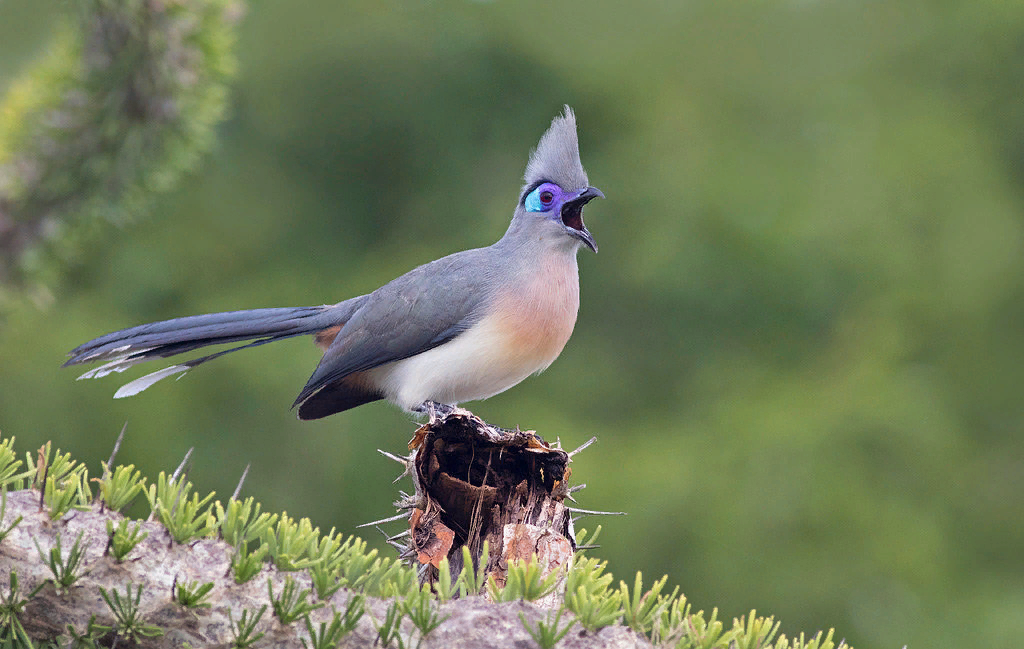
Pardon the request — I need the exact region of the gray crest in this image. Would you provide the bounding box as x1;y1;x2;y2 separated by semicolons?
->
523;106;590;193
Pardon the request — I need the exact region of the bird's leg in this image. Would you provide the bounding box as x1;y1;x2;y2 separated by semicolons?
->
413;400;455;421
412;401;435;420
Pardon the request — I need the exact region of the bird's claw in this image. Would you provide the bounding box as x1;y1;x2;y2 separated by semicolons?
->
413;400;455;422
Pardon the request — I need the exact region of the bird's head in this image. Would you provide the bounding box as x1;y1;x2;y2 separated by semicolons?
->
509;107;604;253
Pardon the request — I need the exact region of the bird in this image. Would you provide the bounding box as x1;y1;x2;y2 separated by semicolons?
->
64;106;604;420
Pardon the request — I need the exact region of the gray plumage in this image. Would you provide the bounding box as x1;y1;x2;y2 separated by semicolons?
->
292;249;498;418
65;106;604;419
524;107;589;192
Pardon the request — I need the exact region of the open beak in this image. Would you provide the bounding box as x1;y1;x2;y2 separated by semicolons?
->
561;186;605;253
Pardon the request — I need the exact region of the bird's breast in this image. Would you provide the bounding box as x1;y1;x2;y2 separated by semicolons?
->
367;255;581;410
489;257;581;372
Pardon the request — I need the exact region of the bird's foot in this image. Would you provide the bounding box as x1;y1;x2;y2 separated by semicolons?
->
413;400;456;421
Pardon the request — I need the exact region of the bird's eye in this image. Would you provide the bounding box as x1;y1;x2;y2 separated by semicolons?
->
524;184;559;212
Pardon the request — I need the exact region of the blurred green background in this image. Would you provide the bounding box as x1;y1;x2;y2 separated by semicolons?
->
2;1;1023;647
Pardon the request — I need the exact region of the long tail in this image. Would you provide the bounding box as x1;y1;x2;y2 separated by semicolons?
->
64;300;363;398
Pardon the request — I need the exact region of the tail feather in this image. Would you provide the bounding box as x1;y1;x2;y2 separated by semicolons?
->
114;365;190;398
65;307;334;365
111;335;298;397
65;301;365;396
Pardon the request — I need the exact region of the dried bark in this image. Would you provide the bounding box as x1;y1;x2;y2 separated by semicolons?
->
394;405;578;607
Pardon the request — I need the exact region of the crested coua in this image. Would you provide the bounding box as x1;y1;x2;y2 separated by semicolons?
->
65;107;604;419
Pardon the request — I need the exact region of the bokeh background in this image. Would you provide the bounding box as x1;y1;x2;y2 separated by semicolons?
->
2;2;1023;647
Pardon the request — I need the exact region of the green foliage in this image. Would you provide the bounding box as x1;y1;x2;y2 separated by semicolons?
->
400;584;447;645
104;519;149;561
261;512;321;571
174;579;215;609
619;572;671;635
145;471;216;543
675;607;732;649
0;620;34;647
0;439;33;490
217;496;278;547
573;526;599;548
328;536;378;592
778;629;843;649
300;610;348;649
339;594;367;636
564;556;622;631
0;571;44;647
652;592;694;647
280;525;405;597
457;541;489;597
98;584;164;644
308;550;346;600
558;574;853;649
228;605;267;649
60;615;112;648
307;526;346;563
34;444;91;521
269;575;324;625
34;531;88;590
335;539;379;589
302;527;418;600
364;558;417;599
0;436;856;648
0;489;23;544
31;443;68;489
306;527;358;592
360;586;440;649
372;601;407;649
432;556;456;603
41;468;91;522
519;608;576;649
487;555;561;603
301;595;365;649
733;611;781;649
665;608;848;649
96;463;146;512
218;496;278;585
0;0;238;299
230;540;268;585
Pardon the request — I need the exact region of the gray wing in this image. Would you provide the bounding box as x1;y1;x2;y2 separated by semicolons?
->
292;247;497;409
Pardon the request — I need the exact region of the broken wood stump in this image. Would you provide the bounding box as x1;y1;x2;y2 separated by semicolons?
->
378;405;591;605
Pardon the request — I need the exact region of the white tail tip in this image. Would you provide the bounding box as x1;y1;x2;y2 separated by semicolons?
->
114;365;189;399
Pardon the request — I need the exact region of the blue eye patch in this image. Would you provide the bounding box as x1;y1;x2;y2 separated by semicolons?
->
524;185;557;212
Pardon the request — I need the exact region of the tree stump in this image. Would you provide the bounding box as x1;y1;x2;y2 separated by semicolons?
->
386;405;582;605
